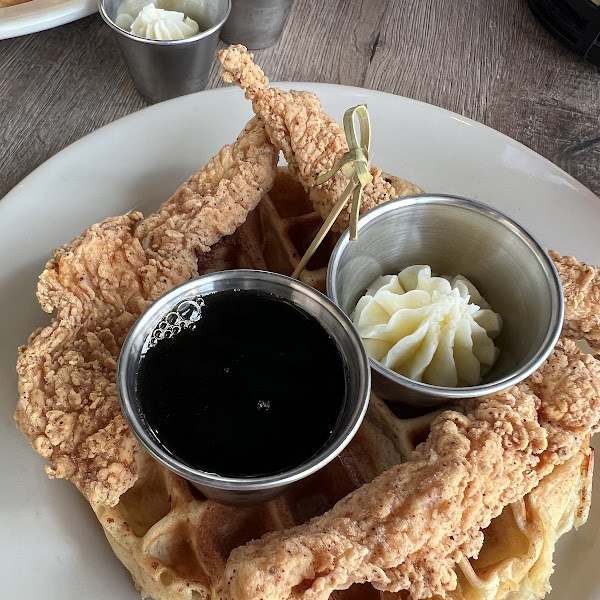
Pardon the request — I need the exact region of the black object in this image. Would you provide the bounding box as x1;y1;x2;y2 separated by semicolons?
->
137;289;347;478
527;0;600;66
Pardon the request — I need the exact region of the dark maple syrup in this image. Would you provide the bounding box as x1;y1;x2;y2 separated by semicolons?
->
136;289;347;478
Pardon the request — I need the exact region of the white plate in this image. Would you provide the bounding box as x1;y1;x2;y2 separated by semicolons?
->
0;0;96;40
1;84;599;599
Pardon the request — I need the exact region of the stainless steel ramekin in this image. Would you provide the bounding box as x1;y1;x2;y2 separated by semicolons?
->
99;0;231;103
327;194;564;406
118;269;370;506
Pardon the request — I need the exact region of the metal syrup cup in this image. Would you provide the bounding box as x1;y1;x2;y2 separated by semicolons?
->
118;269;371;506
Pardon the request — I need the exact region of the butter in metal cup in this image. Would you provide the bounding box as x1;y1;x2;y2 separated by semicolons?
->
326;194;564;406
98;0;231;103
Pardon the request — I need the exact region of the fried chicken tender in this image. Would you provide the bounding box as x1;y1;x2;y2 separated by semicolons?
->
550;250;600;351
219;45;423;232
15;118;279;507
216;338;600;600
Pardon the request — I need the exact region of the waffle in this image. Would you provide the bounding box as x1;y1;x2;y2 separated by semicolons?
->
195;167;337;292
196;167;418;293
92;399;593;600
90;167;594;600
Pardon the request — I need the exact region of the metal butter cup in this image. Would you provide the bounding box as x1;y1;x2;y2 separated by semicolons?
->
327;194;565;406
99;0;231;104
118;269;371;506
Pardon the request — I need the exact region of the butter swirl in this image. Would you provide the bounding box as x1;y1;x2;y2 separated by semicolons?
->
352;265;502;387
118;2;200;40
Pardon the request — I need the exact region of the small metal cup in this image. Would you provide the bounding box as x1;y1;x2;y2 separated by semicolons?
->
118;269;371;506
99;0;231;104
219;0;294;49
327;195;564;406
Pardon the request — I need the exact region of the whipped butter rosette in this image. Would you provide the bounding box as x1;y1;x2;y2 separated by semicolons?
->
353;265;503;387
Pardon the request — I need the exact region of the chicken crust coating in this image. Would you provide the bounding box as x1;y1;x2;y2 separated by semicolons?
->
15;118;278;507
219;45;423;233
550;250;600;351
216;339;600;600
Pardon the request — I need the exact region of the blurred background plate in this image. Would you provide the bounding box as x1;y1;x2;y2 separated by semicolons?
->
0;0;96;39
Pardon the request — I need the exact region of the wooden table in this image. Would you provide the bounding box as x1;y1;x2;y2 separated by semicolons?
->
1;0;598;202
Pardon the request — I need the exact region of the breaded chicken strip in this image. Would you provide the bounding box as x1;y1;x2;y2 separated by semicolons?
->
550;250;600;351
15;118;278;507
219;45;423;233
216;338;600;600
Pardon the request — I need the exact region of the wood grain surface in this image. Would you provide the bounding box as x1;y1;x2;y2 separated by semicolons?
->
0;0;598;201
